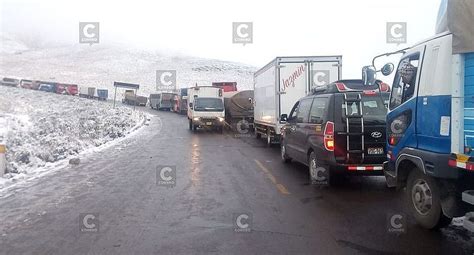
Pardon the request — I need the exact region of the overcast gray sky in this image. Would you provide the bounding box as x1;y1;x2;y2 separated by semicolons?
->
1;0;441;79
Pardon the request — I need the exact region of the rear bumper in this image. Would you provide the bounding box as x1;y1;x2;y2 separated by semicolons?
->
328;163;384;175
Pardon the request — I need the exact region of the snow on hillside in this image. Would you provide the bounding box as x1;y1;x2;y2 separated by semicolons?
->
0;35;29;54
0;36;256;98
0;85;146;184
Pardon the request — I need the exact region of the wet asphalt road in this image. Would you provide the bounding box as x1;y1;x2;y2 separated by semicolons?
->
0;107;473;255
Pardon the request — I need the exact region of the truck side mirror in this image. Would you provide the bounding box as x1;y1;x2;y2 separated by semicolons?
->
362;66;377;86
381;63;395;76
280;114;288;122
189;103;193;108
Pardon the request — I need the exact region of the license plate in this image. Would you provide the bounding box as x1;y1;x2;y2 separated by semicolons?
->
206;122;212;125
368;147;384;155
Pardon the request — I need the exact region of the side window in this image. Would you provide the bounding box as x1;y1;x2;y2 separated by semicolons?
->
296;99;313;123
309;97;328;124
390;53;420;110
288;101;299;121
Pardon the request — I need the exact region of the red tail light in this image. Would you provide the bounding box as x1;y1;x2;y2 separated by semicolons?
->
324;121;335;151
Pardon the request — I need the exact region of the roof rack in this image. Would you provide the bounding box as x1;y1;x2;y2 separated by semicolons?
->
311;79;390;95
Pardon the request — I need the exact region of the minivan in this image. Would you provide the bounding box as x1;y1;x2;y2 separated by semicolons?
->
280;80;389;185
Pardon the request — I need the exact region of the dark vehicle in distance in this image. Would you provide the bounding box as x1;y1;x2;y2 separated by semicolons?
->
280;80;390;185
123;90;147;106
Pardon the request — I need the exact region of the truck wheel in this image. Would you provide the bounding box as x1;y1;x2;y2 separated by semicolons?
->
255;130;261;139
407;169;452;229
266;129;272;147
189;120;192;130
280;141;291;163
192;122;197;132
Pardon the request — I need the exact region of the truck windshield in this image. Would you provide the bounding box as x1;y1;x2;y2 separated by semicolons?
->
194;98;224;111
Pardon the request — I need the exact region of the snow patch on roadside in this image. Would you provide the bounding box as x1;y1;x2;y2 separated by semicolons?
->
0;86;149;189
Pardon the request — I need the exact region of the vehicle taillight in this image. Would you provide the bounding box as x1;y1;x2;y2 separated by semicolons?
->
324;121;335;151
448;158;474;171
363;90;377;96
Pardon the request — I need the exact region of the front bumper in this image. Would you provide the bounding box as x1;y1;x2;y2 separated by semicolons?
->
192;118;225;127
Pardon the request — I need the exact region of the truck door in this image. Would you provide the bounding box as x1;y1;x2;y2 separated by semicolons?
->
279;62;309;118
308;61;341;90
278;60;340;119
293;98;314;162
387;46;425;160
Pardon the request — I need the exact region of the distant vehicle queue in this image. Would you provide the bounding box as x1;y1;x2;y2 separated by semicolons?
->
0;77;253;131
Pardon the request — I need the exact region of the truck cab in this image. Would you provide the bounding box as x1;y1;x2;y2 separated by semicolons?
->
364;29;474;229
187;86;225;133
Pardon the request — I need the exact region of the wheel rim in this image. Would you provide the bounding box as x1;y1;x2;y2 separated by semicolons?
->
411;179;433;216
281;145;286;159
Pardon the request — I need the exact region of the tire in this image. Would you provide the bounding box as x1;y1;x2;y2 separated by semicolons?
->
266;129;272;147
189;120;192;130
192;122;197;132
218;126;224;134
308;151;329;186
280;141;292;163
255;130;261;139
406;169;452;229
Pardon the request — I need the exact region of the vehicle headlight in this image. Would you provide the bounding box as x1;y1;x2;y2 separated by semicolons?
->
193;117;200;121
218;117;224;122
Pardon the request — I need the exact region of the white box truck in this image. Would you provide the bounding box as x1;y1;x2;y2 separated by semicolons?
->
187;86;225;133
254;56;342;145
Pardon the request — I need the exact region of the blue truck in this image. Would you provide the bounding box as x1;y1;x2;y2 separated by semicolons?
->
96;89;108;101
363;0;474;230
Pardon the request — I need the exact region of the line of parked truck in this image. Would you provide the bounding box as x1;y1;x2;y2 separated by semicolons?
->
0;77;255;131
0;77;110;100
147;82;255;132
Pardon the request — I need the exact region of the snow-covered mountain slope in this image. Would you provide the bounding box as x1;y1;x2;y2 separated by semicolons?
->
0;36;256;97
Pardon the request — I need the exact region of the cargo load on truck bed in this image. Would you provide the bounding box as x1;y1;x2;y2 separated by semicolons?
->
122;90;147;106
223;90;253;124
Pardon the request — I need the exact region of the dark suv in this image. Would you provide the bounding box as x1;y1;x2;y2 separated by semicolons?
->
280;80;389;185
